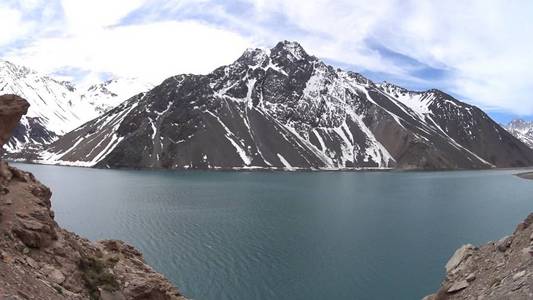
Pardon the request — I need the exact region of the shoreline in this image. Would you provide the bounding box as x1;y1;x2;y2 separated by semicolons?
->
517;172;533;180
5;158;516;173
10;159;533;174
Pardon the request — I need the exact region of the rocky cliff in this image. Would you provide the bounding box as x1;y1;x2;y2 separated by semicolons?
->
426;211;533;300
0;94;185;299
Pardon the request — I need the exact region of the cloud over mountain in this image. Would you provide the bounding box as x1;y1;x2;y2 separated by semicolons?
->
1;0;532;118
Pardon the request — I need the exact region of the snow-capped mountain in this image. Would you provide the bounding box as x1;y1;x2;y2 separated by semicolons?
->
0;60;94;152
38;41;533;170
0;60;152;152
81;78;153;115
505;119;533;149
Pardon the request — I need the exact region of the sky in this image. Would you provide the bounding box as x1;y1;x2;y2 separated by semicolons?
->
0;0;532;123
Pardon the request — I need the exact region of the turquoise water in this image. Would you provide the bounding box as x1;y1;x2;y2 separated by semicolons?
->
13;163;533;300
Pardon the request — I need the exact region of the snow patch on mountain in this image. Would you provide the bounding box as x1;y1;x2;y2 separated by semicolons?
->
81;78;153;115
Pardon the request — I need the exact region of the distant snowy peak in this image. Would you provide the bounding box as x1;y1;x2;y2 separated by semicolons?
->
506;119;533;149
0;60;92;152
0;59;149;152
507;119;533;133
81;78;153;114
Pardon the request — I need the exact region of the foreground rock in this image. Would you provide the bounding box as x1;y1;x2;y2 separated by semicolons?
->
0;95;29;152
426;213;533;299
0;94;186;299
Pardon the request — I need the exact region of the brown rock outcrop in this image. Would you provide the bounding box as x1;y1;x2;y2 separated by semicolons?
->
0;94;186;299
426;213;533;300
0;94;29;153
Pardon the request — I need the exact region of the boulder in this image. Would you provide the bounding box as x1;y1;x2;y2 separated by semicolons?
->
42;265;66;285
100;289;126;300
496;235;513;252
25;257;39;269
12;226;43;249
466;273;476;282
445;244;475;273
447;280;469;293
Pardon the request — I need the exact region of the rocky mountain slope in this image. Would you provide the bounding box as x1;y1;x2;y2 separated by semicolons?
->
0;94;185;299
506;119;533;149
0;60;152;153
37;41;533;170
425;209;533;300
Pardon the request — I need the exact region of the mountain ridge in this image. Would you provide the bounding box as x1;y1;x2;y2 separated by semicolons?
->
18;41;533;170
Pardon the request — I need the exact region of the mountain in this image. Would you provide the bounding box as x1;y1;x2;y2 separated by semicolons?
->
37;41;533;170
505;119;533;149
0;60;152;152
81;78;154;115
0;60;94;152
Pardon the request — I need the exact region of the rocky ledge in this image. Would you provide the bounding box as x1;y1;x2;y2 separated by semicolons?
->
0;94;186;299
425;213;533;299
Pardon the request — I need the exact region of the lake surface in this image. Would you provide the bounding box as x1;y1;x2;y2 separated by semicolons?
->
12;163;533;300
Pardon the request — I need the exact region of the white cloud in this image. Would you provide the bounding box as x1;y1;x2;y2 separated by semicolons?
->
60;0;146;33
0;5;32;47
6;20;252;84
2;0;533;116
241;0;533;116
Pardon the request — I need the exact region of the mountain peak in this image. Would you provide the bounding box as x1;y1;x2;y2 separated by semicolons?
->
236;47;270;66
274;40;304;49
234;41;313;69
507;119;533;133
378;81;409;94
508;119;532;127
505;119;533;149
271;40;309;61
0;59;33;78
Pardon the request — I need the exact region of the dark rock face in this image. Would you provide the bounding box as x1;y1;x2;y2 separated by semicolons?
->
0;95;186;299
425;91;532;167
39;41;533;170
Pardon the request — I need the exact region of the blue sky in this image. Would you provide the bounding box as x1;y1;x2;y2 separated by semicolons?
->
1;0;532;123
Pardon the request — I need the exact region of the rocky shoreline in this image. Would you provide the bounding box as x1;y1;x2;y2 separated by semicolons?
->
425;212;533;300
0;95;186;299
